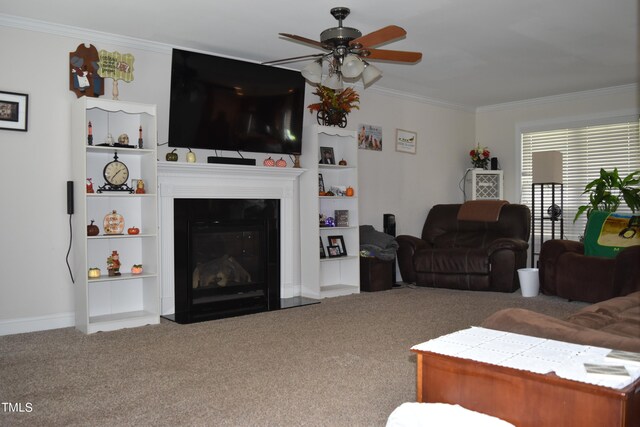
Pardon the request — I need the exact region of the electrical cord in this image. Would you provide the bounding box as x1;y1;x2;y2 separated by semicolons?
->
66;214;75;284
459;168;472;201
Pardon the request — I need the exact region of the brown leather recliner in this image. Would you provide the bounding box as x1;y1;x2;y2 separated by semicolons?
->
397;204;530;292
538;240;640;303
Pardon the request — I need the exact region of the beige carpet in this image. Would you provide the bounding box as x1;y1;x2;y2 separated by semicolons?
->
0;286;586;426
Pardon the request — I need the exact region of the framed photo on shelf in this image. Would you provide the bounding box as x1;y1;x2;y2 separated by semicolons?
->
327;235;347;256
319;146;335;164
396;129;417;154
320;236;326;259
0;91;28;132
327;245;342;258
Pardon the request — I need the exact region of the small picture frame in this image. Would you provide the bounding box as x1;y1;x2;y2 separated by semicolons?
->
319;173;325;193
0;91;28;132
327;245;342;258
319;146;335;164
396;129;417;154
327;235;347;256
335;210;349;227
320;236;326;259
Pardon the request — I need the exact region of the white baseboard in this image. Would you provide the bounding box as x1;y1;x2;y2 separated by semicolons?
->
0;312;75;336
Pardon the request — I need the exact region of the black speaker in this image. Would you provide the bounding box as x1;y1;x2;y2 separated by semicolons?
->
383;214;396;237
66;181;74;215
491;157;499;170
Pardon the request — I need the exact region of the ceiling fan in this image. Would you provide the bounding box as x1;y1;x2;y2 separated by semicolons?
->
263;7;422;89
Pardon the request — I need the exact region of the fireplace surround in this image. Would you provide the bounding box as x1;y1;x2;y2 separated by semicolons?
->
158;162;304;317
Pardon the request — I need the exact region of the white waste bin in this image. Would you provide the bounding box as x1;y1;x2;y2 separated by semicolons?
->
518;268;539;297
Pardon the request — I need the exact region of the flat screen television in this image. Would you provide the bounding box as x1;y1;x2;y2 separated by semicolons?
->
169;49;306;155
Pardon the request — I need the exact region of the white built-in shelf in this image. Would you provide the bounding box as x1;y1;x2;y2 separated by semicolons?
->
300;125;360;299
71;98;160;334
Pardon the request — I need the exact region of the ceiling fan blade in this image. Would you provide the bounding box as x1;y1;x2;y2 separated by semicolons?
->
279;33;327;50
262;53;325;65
362;48;422;63
351;25;406;49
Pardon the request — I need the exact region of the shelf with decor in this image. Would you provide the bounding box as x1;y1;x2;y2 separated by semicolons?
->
300;125;360;299
71;98;159;334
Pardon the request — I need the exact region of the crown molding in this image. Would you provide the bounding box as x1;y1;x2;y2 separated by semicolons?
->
366;84;475;112
0;13;171;54
476;84;638;113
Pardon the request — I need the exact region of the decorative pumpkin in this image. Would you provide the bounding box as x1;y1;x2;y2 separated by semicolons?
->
104;210;125;235
131;264;143;275
88;267;101;279
127;226;140;235
186;148;196;163
275;157;287;167
339;158;347;166
345;186;355;197
263;157;276;167
166;149;178;161
87;220;100;236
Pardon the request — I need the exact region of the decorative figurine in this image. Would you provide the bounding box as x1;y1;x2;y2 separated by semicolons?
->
106;133;114;146
118;134;129;145
87;121;93;145
138;126;143;148
86;178;94;193
107;250;121;276
135;179;145;194
292;154;301;168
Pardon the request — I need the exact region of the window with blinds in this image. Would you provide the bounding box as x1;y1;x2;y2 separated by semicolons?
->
521;119;640;240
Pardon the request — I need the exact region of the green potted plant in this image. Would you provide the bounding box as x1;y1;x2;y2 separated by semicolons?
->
574;168;640;221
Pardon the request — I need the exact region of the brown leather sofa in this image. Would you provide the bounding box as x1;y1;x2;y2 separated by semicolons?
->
482;291;640;352
538;240;640;303
397;203;530;292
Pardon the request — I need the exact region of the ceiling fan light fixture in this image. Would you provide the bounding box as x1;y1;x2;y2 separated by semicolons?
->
341;54;365;79
322;72;343;90
301;60;323;84
362;62;382;86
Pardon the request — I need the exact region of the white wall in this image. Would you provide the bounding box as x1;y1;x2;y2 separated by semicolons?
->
0;22;475;334
347;91;475;236
0;24;172;333
475;86;639;202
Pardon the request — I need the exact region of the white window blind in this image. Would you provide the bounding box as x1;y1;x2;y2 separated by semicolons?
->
521;119;640;240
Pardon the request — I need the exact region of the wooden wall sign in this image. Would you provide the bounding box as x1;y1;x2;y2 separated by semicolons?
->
69;44;104;98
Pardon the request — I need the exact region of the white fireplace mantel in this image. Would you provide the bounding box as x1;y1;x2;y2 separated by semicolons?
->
157;162;305;315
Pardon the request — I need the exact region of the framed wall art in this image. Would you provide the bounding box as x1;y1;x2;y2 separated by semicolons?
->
396;129;417;154
0;91;28;132
358;124;382;151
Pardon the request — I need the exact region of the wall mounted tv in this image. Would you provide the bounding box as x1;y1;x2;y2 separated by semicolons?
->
169;49;306;155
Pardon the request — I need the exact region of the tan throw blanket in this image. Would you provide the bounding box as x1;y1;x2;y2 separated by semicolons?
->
457;200;509;222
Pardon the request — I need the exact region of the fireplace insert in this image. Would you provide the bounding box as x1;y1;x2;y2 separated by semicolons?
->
173;198;280;323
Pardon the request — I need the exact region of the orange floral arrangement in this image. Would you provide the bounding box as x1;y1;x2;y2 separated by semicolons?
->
308;86;360;114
